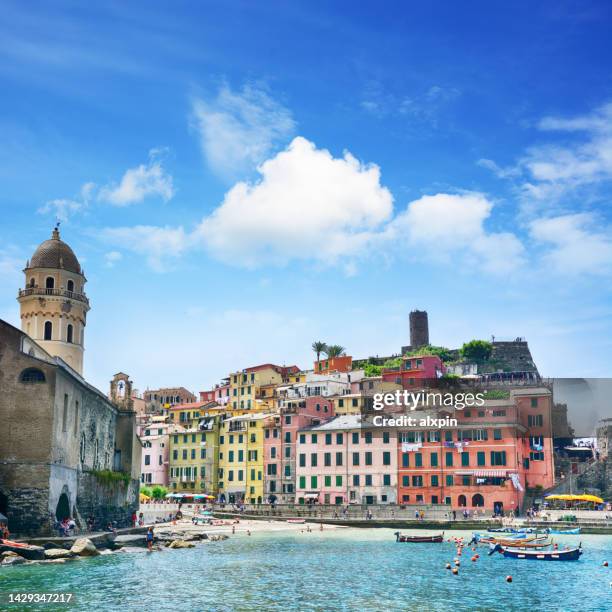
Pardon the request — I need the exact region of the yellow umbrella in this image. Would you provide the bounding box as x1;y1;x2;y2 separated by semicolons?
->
139;492;151;502
573;494;603;503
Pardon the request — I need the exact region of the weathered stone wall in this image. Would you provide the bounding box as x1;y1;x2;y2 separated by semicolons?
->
577;458;612;499
76;472;139;530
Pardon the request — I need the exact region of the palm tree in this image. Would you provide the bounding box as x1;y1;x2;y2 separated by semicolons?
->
325;344;346;358
312;341;328;362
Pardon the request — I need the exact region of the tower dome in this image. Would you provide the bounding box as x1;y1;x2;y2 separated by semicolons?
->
18;227;89;375
29;226;82;274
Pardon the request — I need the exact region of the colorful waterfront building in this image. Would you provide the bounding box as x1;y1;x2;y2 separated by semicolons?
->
218;413;271;504
295;415;398;505
227;364;300;411
396;386;555;513
137;416;172;486
382;355;445;388
168;412;220;495
263;396;334;503
314;355;353;374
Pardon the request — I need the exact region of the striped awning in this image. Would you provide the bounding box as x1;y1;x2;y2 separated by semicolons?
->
455;470;509;477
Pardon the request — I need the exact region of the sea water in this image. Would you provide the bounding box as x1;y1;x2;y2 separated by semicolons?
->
0;529;610;611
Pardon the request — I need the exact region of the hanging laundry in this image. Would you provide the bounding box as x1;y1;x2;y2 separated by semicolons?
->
509;473;524;491
401;443;422;452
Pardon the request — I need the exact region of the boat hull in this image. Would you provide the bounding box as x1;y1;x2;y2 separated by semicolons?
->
394;532;443;543
502;547;582;561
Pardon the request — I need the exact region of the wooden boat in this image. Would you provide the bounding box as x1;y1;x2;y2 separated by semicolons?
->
286;519;306;524
471;534;548;547
492;540;553;549
394;531;444;543
546;527;580;535
490;543;582;561
0;539;45;560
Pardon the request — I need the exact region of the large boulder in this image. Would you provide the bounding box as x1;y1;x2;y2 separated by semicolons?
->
167;539;195;549
2;553;26;566
0;544;45;561
70;538;100;557
44;548;75;560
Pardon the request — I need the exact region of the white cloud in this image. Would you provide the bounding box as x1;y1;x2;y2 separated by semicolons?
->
38;182;96;221
386;192;525;274
104;251;123;268
529;213;612;275
191;83;295;179
480;102;612;209
98;149;174;206
195;136;393;267
99;225;189;272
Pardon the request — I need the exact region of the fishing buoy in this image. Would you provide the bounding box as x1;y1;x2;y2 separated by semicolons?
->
506;575;512;583
603;561;609;567
471;556;477;562
445;563;451;570
475;554;479;559
471;546;476;551
452;568;459;575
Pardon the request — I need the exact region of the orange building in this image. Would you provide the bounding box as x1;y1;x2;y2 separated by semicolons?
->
314;355;352;374
396;387;554;514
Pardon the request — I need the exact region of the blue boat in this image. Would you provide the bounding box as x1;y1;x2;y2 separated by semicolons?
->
545;527;581;535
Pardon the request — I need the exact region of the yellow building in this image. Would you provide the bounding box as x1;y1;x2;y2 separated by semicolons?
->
218;413;271;504
228;364;300;411
168;412;220;495
332;393;368;415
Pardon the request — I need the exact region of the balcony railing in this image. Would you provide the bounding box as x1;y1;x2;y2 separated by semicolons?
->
18;287;89;305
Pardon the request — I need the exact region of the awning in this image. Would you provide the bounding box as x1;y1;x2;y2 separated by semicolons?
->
304;493;320;499
473;470;508;477
546;494;603;503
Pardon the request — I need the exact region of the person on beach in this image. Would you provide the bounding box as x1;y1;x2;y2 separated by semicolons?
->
132;512;137;528
146;527;154;551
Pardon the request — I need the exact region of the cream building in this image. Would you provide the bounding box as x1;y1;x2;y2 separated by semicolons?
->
17;226;89;375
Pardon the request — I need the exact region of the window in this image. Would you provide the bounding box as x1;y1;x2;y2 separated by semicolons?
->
352;452;360;466
445;452;453;467
365;452;372;466
285;415;291;425
335;475;343;486
62;394;68;432
201;449;206;459
238;450;244;462
493;429;502;440
382;431;390;444
528;414;544;427
352;432;359;444
284;431;291;443
66;324;73;344
324;475;331;487
325;433;332;445
530;397;538;408
182;450;187;460
20;368;46;383
336;452;343;466
430;452;438;467
336;433;343;445
493;410;506;417
364;431;372;444
401;453;409;467
191;449;196;459
311;434;318;444
353;475;360;486
402;475;409;487
311;453;318;467
431;475;439;486
461;452;469;467
44;321;53;340
490;451;507;466
338;399;344;407
228;450;234;462
145;455;150;465
299;434;306;444
285;446;291;458
74;400;79;434
365;475;372;486
299;454;306;467
446;475;454;486
352;398;358;407
383;474;391;486
412;475;423;487
477;451;486;466
383;451;391;466
310;476;318;488
45;277;54;289
299;476;306;488
324;452;332;467
172;450;178;460
415;453;422;467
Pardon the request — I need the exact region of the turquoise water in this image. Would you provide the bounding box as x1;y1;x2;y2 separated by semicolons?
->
1;529;611;611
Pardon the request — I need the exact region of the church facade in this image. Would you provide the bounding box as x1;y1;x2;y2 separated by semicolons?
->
0;228;140;535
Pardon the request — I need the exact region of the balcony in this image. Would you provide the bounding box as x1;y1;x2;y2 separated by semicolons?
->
18;287;89;306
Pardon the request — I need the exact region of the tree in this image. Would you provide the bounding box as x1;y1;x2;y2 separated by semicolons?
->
151;485;168;500
460;340;492;363
325;344;346;358
312;341;328;362
140;485;153;498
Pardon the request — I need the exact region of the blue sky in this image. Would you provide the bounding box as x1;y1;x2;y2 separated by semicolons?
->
1;0;612;393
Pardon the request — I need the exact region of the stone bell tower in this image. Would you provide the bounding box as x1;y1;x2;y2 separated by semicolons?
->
17;226;89;375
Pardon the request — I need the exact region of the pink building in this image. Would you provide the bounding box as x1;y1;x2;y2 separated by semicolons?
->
382;355;445;388
138;419;172;486
295;415;398;505
263;396;335;503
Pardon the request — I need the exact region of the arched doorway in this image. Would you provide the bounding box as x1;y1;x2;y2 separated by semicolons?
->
472;493;484;507
55;493;70;521
458;494;467;507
